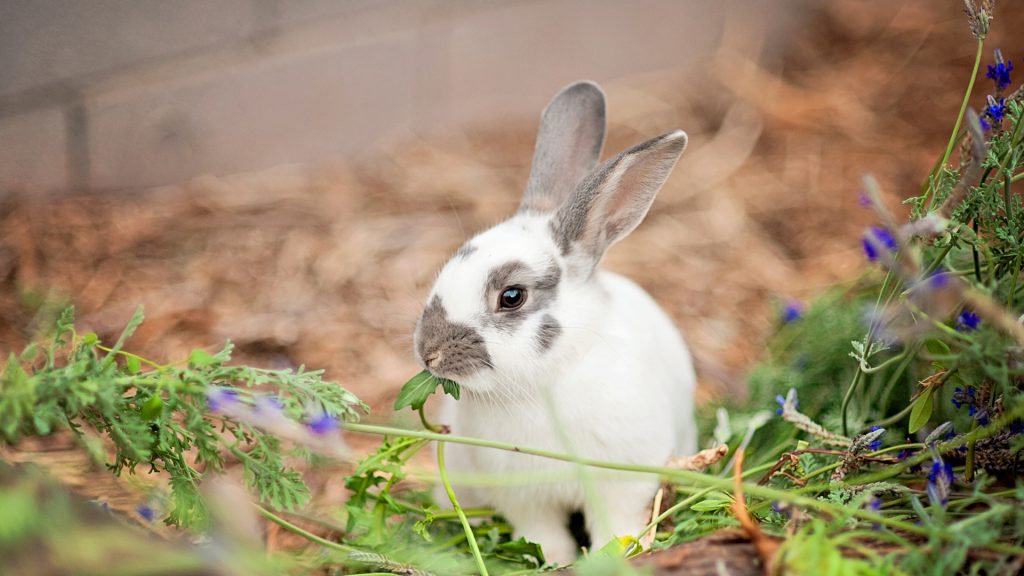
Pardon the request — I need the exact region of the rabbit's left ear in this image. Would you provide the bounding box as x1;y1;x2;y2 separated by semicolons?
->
519;81;606;214
553;130;687;275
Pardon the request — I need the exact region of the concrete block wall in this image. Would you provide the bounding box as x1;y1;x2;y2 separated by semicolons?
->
0;0;805;192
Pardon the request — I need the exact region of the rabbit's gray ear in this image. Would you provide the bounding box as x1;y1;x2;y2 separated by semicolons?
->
552;130;688;275
519;81;606;214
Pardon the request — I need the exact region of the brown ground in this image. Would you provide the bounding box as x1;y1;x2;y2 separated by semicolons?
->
1;0;1022;572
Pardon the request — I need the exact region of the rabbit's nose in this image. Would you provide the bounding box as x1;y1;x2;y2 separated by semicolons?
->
424;350;443;368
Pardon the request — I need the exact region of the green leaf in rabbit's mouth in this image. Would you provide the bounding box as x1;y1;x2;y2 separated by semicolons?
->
393;370;461;412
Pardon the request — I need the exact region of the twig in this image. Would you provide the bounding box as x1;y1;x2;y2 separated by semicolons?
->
732;449;779;575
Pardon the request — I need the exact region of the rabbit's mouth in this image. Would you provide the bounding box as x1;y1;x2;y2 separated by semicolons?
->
415;295;493;381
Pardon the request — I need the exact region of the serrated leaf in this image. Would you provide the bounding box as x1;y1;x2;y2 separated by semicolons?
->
439;377;460;401
99;306;144;369
188;348;218;368
1;353;34;442
19;343;38;363
494;536;545;566
909;386;935;434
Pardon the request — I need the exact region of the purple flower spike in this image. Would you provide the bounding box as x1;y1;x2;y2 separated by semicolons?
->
255;395;284;413
986;96;1007;124
781;301;804;324
986;49;1014;90
862;226;898;261
957;310;981;332
307;411;339;436
867;425;884;451
926;269;950;290
206;387;240;412
926;458;954;508
136;504;155;522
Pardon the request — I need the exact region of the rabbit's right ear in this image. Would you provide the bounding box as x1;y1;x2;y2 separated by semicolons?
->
519;81;606;214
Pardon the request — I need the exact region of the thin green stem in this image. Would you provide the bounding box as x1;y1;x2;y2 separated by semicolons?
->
95;343;165;370
257;505;359;555
437;441;489;576
841;370;863;437
341;423;974;544
418;405;442;433
939;38;985;170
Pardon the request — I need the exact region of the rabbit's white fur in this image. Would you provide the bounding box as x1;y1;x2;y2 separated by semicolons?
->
414;81;696;565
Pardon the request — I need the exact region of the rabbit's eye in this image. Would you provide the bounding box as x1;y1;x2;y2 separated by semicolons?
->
498;287;527;310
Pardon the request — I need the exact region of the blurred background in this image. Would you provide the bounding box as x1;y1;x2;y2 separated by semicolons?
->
1;0;1020;412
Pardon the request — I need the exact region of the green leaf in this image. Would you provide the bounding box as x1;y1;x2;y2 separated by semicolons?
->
690;492;734;512
393;370;459;411
81;332;98;346
1;353;34;442
19;343;38;364
141;394;164;421
924;339;949;356
125;355;141;374
908;386;935;434
188;348;218;368
99;305;144;369
493;536;545;566
440;377;460;401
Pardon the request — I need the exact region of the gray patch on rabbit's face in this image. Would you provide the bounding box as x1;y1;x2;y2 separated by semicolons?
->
454;243;478;261
484;260;561;332
416;296;492;379
535;314;562;352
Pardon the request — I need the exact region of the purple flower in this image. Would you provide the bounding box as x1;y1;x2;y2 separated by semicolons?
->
926;458;954;507
926;269;951;290
986;96;1007;123
206;387;240;412
957;310;981;332
986;50;1014;90
857;193;872;208
862;226;898;261
867;425;884;451
1010;420;1024;434
980;117;992;132
781;301;804;324
307;411;339;435
255;395;284;413
775;393;797;415
136;504;155;522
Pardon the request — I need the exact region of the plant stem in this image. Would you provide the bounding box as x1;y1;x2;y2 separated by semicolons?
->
938;38;985;171
257;505;359;555
342;423;957;543
437;441;489;576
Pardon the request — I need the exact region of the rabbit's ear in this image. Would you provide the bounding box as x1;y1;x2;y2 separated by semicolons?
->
519;81;606;214
553;130;687;275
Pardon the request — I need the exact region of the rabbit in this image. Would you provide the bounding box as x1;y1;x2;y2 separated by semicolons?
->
412;80;697;566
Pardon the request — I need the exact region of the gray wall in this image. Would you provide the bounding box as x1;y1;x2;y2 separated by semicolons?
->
0;0;804;192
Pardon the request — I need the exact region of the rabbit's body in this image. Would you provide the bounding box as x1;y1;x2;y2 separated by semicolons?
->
414;81;696;565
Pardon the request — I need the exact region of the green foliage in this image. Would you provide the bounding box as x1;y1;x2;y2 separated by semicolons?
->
394;369;461;411
0;306;365;528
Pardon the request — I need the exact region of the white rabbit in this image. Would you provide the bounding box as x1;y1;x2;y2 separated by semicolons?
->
413;81;696;566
